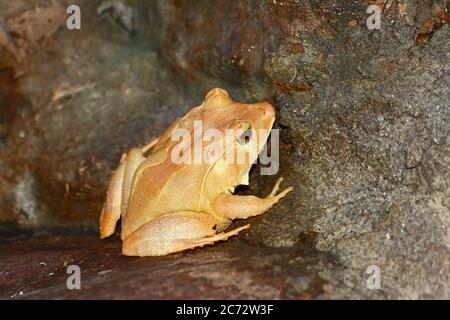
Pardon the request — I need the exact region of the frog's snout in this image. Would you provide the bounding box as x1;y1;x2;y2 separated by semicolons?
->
263;103;275;118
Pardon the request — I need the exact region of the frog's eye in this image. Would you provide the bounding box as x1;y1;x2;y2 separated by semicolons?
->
237;128;253;145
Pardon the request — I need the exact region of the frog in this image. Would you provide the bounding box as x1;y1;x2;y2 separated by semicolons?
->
99;88;293;256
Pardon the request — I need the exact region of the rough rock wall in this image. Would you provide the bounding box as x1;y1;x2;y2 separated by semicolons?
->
0;0;448;298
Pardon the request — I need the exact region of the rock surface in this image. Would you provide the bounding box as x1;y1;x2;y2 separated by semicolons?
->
0;0;449;299
0;234;343;299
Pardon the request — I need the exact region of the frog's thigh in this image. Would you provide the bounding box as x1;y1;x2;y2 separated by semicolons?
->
120;148;146;220
213;178;293;220
122;211;250;257
100;148;146;239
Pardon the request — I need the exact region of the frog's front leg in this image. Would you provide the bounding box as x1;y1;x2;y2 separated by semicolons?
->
213;178;293;220
122;211;250;256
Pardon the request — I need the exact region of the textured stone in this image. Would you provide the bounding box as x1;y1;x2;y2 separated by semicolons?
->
0;233;345;299
0;0;448;299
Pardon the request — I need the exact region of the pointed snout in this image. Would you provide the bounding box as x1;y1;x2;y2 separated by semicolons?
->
250;102;276;132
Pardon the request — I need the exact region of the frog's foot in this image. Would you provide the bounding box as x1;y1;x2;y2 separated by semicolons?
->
122;211;250;257
268;177;285;197
99;160;125;239
213;177;293;220
99;147;147;239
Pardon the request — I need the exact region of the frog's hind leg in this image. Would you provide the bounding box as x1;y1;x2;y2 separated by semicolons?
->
99;148;146;239
120;148;146;222
122;211;250;256
213;177;293;220
99;158;126;239
101;122;181;239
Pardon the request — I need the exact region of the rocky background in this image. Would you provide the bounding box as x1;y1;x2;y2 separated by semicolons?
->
0;0;449;299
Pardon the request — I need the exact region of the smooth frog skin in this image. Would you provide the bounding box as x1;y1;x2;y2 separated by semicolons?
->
99;88;293;256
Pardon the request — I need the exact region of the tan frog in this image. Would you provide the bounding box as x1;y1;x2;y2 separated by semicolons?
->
99;88;293;256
